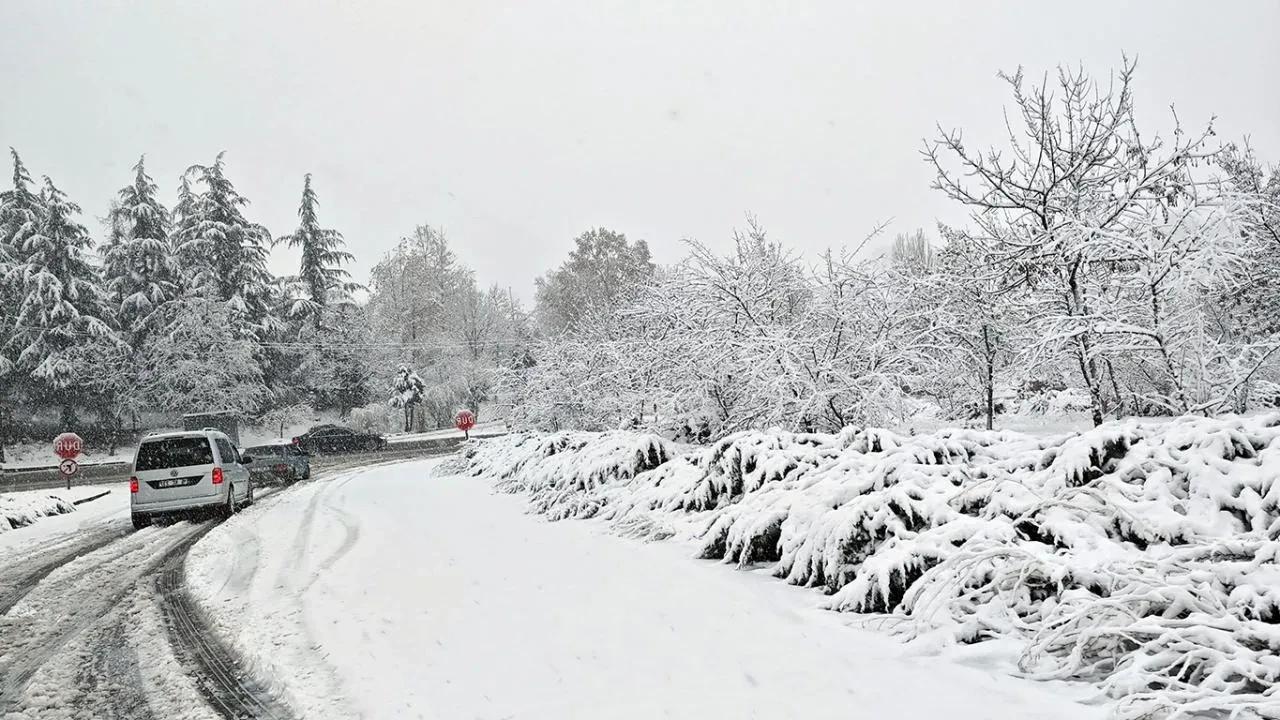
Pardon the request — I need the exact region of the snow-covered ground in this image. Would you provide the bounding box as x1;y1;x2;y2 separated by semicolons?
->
0;484;117;533
187;457;1099;720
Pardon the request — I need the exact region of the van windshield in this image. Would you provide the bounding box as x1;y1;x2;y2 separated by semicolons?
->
136;437;215;471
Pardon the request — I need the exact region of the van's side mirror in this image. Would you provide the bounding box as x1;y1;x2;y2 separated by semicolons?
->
242;455;254;465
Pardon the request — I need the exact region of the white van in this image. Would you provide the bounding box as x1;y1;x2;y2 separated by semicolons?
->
130;429;253;530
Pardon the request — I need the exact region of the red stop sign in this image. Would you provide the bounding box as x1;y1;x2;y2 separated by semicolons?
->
454;410;475;432
54;432;83;460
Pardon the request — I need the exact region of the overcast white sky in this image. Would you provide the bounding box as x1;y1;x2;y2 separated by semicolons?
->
2;1;1277;304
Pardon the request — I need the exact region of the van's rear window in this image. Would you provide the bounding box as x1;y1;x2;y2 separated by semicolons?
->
136;437;215;471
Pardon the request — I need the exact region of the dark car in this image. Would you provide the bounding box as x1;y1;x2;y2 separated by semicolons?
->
243;442;311;484
292;424;387;455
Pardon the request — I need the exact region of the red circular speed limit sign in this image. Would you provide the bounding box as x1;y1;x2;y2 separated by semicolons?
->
58;458;79;476
54;432;83;460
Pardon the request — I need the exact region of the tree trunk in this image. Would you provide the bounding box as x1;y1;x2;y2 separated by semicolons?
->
1078;345;1106;427
982;324;995;431
1066;261;1105;427
1104;357;1126;418
107;413;120;456
0;397;8;464
985;363;995;431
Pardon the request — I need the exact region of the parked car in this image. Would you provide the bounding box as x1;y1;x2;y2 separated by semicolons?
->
243;442;311;485
130;429;253;530
292;424;387;455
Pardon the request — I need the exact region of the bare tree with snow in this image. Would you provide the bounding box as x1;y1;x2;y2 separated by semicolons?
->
925;58;1255;424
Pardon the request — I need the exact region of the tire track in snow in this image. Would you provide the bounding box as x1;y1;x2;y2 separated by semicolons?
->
79;618;154;720
306;472;363;592
155;547;296;720
178;459;436;719
239;470;365;718
3;606;155;720
0;524;131;615
285;472;364;716
0;522;210;713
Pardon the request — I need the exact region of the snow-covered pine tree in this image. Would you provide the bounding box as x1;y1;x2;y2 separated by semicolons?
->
6;176;119;418
102;155;178;342
279;173;360;330
0;149;45;461
173;152;278;340
170;173;199;294
0;150;43;375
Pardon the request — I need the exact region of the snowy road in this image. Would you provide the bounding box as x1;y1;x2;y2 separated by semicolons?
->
0;506;217;717
0;452;452;719
188;458;1103;720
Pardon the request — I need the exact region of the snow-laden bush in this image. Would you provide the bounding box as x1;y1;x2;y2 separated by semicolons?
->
346;402;399;436
465;431;672;521
465;414;1280;719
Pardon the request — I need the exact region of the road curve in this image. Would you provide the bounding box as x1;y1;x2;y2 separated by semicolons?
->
0;448;460;718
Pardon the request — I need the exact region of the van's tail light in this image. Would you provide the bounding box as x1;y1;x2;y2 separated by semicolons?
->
129;476;139;493
211;467;224;484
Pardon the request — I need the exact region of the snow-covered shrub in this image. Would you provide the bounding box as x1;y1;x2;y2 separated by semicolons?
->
1250;380;1280;409
346;402;399;436
676;429;841;511
466;414;1280;719
465;431;673;521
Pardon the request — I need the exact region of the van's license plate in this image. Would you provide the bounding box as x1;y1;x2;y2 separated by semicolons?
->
154;478;190;488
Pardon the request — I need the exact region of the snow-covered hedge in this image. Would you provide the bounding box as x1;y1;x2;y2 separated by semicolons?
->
1;491;77;532
464;415;1280;720
468;431;672;521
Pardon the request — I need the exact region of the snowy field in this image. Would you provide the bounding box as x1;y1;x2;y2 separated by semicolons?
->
186;457;1099;720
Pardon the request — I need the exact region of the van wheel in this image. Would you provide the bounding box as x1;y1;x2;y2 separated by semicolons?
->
131;513;152;530
218;488;236;520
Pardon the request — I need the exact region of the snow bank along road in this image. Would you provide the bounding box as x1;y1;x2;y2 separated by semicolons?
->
187;457;1101;720
0;452;442;719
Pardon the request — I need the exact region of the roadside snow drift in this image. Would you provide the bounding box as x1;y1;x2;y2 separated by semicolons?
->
0;490;77;532
464;416;1280;720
